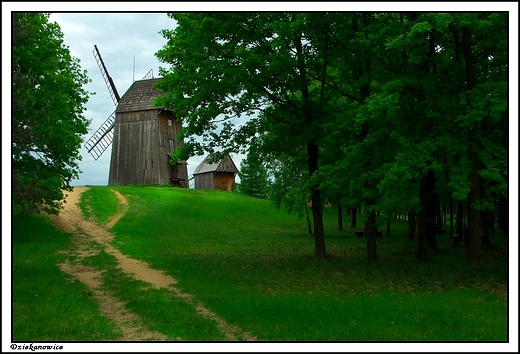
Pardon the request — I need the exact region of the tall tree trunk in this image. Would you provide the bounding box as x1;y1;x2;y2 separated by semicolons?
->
426;170;440;254
307;140;326;258
481;209;492;250
442;198;447;228
305;204;313;235
355;21;375;262
295;33;325;258
449;195;454;238
462;27;480;266
435;193;443;227
467;152;481;265
362;120;377;260
415;18;437;260
360;109;376;262
365;209;377;263
489;211;495;238
445;168;454;237
350;207;357;228
479;181;492;250
417;176;429;261
456;200;464;237
500;196;508;238
386;221;391;236
408;211;416;241
337;203;343;231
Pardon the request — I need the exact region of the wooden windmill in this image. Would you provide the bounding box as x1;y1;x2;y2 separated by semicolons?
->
84;45;188;187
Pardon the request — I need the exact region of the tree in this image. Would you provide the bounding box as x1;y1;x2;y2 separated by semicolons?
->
238;141;269;198
12;13;90;215
155;13;337;258
449;13;508;265
155;12;507;264
264;149;314;234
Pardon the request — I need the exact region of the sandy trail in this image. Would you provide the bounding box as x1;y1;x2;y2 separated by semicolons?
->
50;186;256;341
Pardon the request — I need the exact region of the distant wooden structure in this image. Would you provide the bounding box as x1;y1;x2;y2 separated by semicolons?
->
108;78;188;187
193;155;239;191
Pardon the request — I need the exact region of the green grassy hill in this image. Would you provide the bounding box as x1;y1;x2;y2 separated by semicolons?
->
12;185;508;342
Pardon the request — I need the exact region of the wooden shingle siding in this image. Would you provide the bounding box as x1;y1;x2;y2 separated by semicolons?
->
216;156;238;173
115;78;164;113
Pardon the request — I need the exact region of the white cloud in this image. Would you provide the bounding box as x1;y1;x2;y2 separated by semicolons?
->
50;15;88;35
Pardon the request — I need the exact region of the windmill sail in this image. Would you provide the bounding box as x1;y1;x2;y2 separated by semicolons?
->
84;111;116;160
141;69;154;80
92;45;120;105
85;45;120;160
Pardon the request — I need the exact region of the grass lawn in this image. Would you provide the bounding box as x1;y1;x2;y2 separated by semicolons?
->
12;185;508;342
106;186;508;341
12;213;121;341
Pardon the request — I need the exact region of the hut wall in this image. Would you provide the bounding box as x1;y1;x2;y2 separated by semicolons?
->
109;109;177;185
213;172;236;191
194;172;214;190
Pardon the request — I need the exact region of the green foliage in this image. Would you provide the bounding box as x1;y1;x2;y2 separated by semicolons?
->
155;12;508;260
154;13;339;157
238;144;269;199
263;149;310;218
156;12;349;258
12;13;91;215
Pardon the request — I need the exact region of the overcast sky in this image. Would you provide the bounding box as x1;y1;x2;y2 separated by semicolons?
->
6;3;517;188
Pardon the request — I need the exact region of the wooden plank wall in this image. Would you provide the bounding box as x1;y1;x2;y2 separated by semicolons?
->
194;172;236;191
194;172;214;190
109;109;186;185
213;172;236;191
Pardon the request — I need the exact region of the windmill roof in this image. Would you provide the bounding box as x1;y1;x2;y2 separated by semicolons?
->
115;78;166;113
193;155;239;175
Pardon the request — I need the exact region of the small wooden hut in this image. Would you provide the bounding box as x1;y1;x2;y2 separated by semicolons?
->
108;78;188;187
193;155;239;191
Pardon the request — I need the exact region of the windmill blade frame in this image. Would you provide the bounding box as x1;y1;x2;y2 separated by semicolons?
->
84;111;116;160
92;44;120;106
85;45;120;160
141;69;154;80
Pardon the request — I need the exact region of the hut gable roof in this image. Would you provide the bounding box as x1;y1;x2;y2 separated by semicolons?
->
115;78;165;113
193;155;239;175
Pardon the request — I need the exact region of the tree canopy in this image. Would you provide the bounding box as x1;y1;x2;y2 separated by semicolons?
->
238;140;269;199
12;13;91;215
155;12;508;264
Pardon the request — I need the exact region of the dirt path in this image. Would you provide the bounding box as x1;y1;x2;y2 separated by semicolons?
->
50;187;256;341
